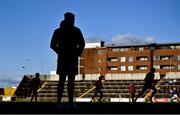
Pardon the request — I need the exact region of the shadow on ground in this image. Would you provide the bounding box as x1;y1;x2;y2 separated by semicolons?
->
0;102;179;114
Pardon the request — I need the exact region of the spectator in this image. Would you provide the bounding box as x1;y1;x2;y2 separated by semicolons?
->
144;89;154;103
133;67;157;103
50;12;85;109
167;79;174;85
90;75;105;103
169;87;179;103
30;73;42;102
155;76;167;93
128;83;136;102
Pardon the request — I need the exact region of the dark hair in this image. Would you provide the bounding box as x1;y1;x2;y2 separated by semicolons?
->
64;12;75;20
35;73;40;77
150;67;156;73
99;75;105;80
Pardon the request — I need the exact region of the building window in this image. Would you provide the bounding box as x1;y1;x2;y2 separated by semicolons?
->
160;55;172;60
112;48;120;52
98;68;103;71
153;56;160;60
108;66;118;70
177;55;180;61
98;50;102;55
178;65;180;70
153;65;160;69
139;47;144;51
120;48;129;51
170;46;175;49
136;65;148;70
136;56;148;61
160;65;174;70
120;57;126;62
120;66;126;71
98;59;102;63
175;45;180;49
160;46;169;50
128;57;133;62
108;57;118;62
128;66;133;71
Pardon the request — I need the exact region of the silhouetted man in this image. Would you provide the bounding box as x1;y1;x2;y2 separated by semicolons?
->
133;67;157;103
30;73;42;102
50;12;85;109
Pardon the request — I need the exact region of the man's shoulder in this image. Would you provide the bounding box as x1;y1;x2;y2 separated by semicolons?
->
32;78;36;80
146;72;154;76
73;26;81;31
53;28;63;33
31;78;36;83
54;28;61;31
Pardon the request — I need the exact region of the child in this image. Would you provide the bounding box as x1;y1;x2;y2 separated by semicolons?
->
144;89;154;103
90;75;105;102
128;83;136;102
169;87;179;103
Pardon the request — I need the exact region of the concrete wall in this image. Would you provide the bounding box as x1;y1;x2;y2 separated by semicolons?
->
38;72;180;81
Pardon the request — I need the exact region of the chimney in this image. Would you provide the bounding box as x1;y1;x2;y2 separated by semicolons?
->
101;41;105;47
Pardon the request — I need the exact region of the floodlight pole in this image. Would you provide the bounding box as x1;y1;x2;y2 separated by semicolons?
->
150;43;157;69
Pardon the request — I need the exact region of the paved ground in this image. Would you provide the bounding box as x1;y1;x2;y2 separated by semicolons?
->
0;102;179;114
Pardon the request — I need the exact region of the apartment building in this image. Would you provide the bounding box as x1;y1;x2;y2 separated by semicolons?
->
79;42;180;80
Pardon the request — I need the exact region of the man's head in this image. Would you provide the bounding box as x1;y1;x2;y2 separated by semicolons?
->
150;67;156;73
99;75;105;82
64;12;75;26
35;73;40;78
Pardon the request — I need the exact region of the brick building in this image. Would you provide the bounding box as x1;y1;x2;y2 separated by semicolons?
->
14;42;180;102
79;42;180;80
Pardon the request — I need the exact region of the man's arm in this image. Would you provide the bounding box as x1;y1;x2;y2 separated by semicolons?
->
77;29;85;56
50;29;59;54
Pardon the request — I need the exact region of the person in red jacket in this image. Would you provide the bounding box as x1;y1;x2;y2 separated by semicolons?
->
128;83;136;102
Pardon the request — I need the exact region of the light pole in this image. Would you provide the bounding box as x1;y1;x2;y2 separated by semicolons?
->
26;58;31;75
78;57;80;76
41;59;44;74
78;56;85;80
170;56;172;72
149;43;157;69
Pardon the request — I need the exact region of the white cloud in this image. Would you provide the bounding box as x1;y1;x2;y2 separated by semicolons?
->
111;34;155;45
145;36;155;43
0;74;22;88
86;36;103;43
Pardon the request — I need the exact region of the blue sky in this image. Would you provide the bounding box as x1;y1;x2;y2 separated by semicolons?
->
0;0;180;87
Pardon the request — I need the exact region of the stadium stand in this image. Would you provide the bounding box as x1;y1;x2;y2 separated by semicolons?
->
14;75;180;102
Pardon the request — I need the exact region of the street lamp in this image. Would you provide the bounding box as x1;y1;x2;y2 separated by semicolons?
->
169;56;172;72
149;43;157;69
26;58;31;75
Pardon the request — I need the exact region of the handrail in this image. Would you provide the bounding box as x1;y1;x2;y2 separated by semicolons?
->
37;82;47;92
77;86;95;98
